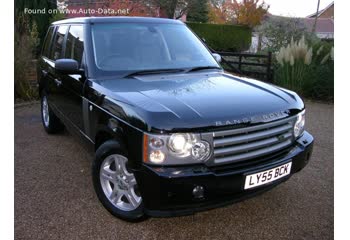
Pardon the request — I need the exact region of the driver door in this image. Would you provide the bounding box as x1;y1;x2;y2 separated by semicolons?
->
59;24;86;132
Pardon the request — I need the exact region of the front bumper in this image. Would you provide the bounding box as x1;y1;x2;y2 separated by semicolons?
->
134;131;314;217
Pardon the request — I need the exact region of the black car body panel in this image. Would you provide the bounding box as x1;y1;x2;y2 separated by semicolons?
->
38;17;314;217
137;132;313;216
92;72;304;132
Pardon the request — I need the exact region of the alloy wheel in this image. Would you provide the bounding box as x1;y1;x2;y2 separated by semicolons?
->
42;96;50;127
99;154;142;211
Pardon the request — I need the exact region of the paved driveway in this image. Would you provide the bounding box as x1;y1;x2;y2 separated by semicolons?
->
15;101;333;240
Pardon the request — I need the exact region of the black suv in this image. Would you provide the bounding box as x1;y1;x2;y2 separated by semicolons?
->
38;17;313;221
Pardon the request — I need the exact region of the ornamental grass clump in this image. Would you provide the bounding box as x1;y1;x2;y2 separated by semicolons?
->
275;36;313;93
275;37;334;100
302;43;334;101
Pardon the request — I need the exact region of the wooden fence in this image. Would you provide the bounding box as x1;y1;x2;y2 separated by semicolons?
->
217;51;274;83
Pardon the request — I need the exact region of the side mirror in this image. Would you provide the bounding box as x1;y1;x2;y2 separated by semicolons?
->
55;59;82;75
212;53;222;63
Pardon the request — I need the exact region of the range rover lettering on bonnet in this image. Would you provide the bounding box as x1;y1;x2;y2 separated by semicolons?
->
215;110;291;127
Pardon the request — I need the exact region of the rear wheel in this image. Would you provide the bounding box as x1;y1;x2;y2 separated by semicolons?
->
92;140;145;222
40;92;64;134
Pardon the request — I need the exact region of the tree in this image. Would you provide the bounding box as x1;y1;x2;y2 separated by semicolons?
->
15;0;57;54
224;0;269;27
207;0;268;26
256;16;318;52
149;0;188;18
208;4;226;24
187;0;209;23
15;10;40;100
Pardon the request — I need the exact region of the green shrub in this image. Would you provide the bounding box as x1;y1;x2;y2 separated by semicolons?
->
302;41;334;101
302;61;334;101
274;38;334;101
14;13;39;101
256;16;318;53
186;22;252;52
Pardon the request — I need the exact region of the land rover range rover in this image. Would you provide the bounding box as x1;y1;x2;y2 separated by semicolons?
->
38;17;314;221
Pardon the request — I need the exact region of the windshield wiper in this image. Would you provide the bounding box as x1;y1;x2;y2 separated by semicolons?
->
185;66;222;73
124;68;185;78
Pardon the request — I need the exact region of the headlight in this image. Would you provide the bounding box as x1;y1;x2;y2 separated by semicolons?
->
144;133;211;165
294;110;305;138
168;133;194;157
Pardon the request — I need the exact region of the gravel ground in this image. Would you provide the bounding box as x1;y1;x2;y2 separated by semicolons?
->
14;101;333;240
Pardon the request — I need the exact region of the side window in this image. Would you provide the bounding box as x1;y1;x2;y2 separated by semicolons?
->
50;25;68;60
65;25;84;66
42;26;54;57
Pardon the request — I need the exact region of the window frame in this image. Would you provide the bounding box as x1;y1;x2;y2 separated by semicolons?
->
49;24;69;61
64;24;85;67
89;22;220;76
41;26;55;58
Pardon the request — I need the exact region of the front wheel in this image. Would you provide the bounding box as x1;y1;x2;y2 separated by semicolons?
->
92;140;145;222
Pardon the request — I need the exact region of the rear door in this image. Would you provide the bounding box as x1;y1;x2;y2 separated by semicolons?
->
46;25;69;112
38;25;55;99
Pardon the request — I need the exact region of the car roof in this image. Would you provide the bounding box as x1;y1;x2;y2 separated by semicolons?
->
51;16;184;25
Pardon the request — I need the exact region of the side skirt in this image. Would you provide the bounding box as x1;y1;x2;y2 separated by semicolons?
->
50;104;95;154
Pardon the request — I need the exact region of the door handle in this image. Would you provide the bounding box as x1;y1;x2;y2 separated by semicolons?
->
42;70;48;77
54;78;62;86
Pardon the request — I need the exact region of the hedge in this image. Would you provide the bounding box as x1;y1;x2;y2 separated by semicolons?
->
186;22;252;52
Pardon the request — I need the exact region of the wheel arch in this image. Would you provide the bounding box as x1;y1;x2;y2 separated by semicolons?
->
92;109;144;169
94;126;126;152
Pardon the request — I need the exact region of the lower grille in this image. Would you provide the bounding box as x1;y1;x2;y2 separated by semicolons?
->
212;116;296;166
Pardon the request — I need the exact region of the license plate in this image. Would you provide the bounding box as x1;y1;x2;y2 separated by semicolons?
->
244;162;292;190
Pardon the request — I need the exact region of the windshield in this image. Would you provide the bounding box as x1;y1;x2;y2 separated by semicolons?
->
91;22;220;75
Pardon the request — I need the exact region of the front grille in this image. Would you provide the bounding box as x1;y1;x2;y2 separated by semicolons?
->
212;117;296;166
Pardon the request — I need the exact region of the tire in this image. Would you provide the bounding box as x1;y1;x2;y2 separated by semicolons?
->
40;91;64;134
92;140;145;222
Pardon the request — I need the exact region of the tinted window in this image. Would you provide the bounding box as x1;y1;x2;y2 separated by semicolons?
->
42;27;54;57
50;25;68;60
91;23;219;73
65;25;84;66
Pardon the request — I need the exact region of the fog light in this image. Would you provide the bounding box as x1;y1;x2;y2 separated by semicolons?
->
192;185;204;199
149;150;165;164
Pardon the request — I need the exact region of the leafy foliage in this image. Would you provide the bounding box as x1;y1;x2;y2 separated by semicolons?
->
149;0;188;18
208;3;226;24
187;22;252;51
225;0;269;27
186;0;209;23
274;37;313;93
208;0;268;27
16;0;57;55
14;13;40;100
15;0;56;100
274;39;334;101
256;16;318;53
49;11;66;24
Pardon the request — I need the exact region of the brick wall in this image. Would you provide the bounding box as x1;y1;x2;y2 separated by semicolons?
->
27;60;38;89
